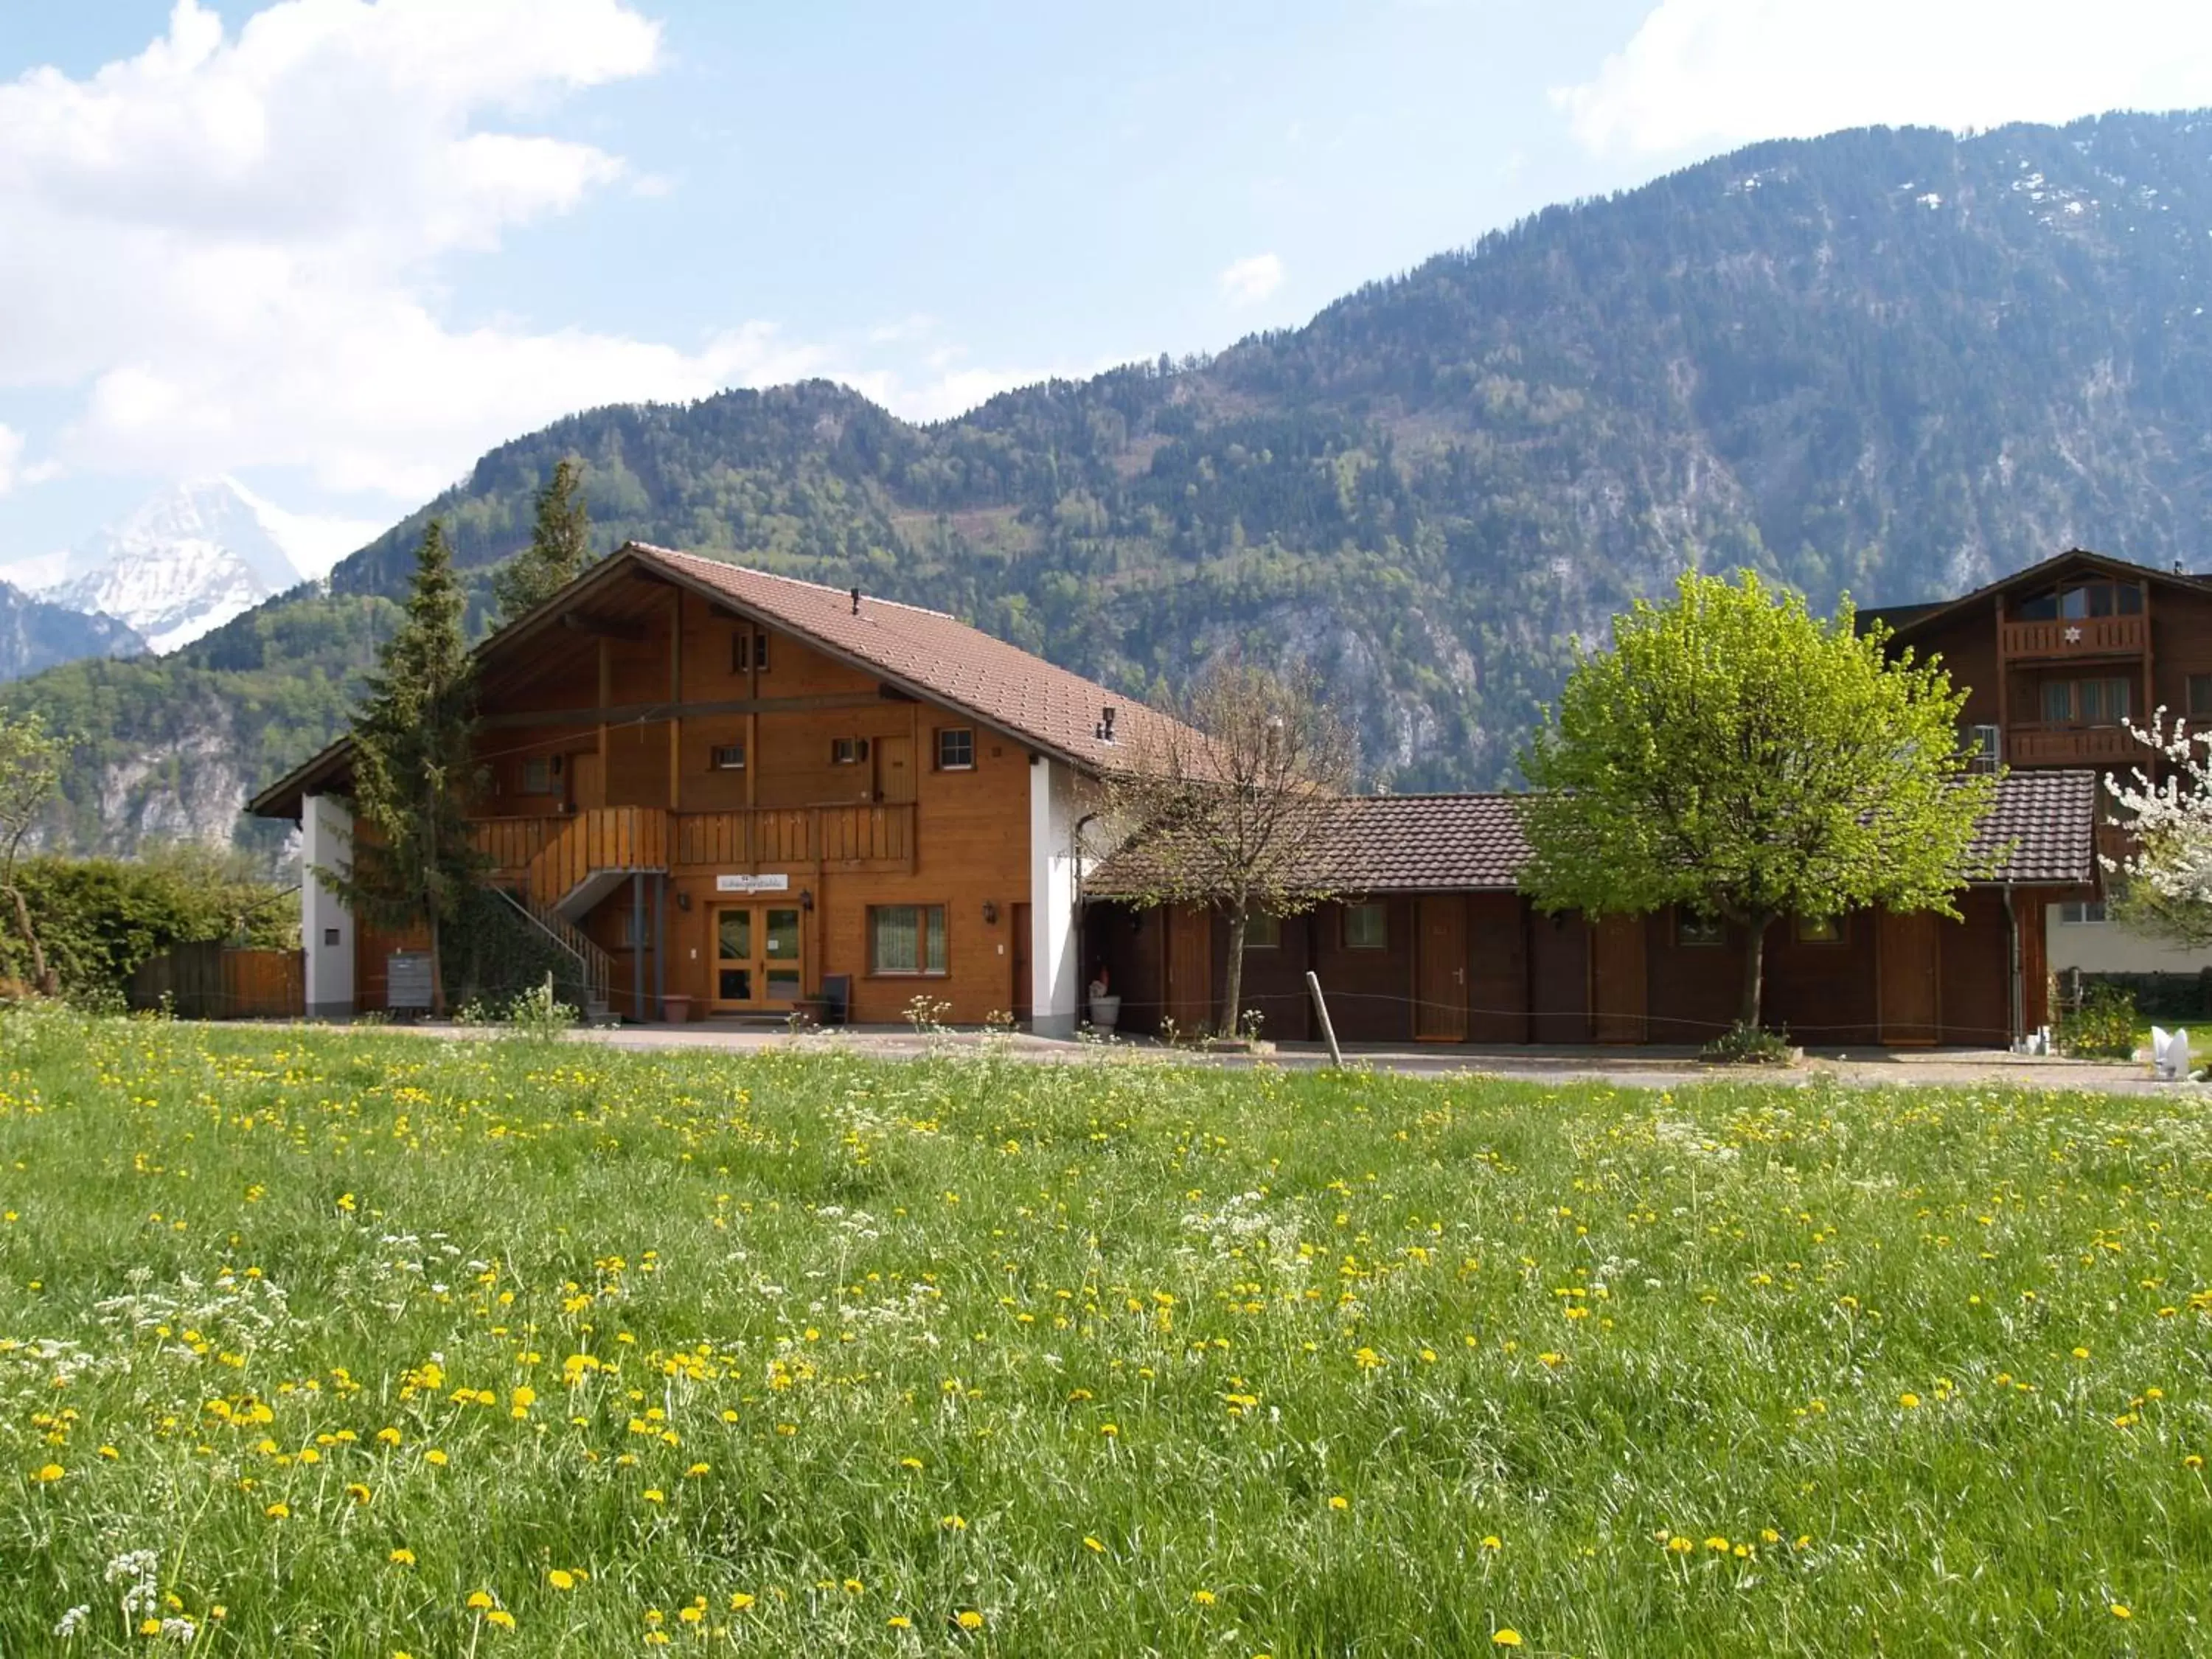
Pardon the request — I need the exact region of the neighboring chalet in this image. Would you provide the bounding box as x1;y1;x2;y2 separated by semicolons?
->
251;541;1189;1032
1086;776;2098;1048
253;540;2101;1047
1862;547;2212;978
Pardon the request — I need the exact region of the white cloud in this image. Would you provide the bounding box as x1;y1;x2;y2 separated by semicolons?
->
1558;0;2212;157
0;0;1029;516
1218;252;1287;307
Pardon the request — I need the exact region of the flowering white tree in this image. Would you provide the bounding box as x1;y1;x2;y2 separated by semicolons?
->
2103;712;2212;946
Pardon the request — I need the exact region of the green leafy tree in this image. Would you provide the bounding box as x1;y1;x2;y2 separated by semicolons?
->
491;457;591;623
1519;570;1993;1031
0;711;66;992
327;521;486;1015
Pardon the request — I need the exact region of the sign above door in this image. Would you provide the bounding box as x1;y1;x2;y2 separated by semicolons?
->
716;873;792;894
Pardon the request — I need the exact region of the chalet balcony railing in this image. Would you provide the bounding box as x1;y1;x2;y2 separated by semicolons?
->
672;802;914;872
2005;723;2152;766
1999;614;2146;660
472;801;917;894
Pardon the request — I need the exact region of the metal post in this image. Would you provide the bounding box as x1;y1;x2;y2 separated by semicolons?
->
653;874;667;1022
1305;970;1344;1068
630;873;644;1024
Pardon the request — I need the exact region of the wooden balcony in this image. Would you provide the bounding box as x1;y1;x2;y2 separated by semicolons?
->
2004;723;2152;766
2000;614;2146;660
672;802;914;872
472;801;917;908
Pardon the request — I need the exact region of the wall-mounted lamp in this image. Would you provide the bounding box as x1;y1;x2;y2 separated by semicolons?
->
981;900;999;925
799;888;815;913
675;891;692;913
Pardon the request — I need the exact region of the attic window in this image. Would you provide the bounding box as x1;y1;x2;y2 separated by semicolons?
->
936;728;975;771
732;632;770;673
710;742;746;771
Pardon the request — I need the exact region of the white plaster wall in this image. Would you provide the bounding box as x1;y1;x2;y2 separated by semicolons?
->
2047;904;2212;975
301;794;355;1017
1028;759;1081;1037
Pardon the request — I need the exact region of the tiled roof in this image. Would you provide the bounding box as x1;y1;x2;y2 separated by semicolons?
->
1967;768;2100;886
630;545;1190;770
1086;771;2098;897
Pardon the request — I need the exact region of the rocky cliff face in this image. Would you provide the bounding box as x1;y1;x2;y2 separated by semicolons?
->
0;581;141;684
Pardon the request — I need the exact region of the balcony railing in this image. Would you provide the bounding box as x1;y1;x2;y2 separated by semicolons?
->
673;803;914;871
473;801;917;894
2005;723;2152;765
2000;614;2146;659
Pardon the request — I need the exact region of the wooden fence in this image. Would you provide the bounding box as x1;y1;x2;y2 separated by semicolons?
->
129;944;305;1020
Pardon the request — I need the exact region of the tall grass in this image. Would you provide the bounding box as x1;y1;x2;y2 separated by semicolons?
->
1;1006;2207;1655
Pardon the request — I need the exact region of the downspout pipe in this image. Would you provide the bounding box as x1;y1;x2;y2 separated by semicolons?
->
2003;884;2022;1049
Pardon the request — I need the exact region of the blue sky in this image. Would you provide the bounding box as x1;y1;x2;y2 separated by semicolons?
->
5;0;2212;574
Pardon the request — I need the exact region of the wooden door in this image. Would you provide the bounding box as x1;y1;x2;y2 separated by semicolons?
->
1165;904;1212;1034
1467;894;1529;1043
1414;897;1470;1041
1529;912;1590;1043
709;904;805;1012
1879;908;1941;1046
876;735;915;803
1011;902;1032;1023
1591;914;1648;1043
571;751;605;811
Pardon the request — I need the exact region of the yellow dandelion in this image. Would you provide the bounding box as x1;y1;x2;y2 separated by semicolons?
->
956;1610;984;1630
1899;1392;1921;1409
642;1488;665;1503
264;1502;290;1518
888;1615;913;1629
346;1482;372;1505
424;1449;448;1467
729;1593;757;1611
389;1548;417;1567
1329;1495;1349;1512
32;1464;63;1484
466;1591;493;1611
941;1513;967;1530
486;1610;515;1630
1193;1590;1217;1606
2112;1604;2132;1620
547;1570;576;1591
1481;1534;1502;1551
1493;1632;1523;1649
1082;1535;1106;1554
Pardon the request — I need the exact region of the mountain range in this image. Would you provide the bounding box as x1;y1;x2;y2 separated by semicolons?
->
12;108;2212;855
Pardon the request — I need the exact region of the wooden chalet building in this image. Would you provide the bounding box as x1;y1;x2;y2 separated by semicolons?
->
1085;776;2100;1048
1860;547;2212;776
253;538;2101;1047
1863;546;2212;981
251;541;1188;1032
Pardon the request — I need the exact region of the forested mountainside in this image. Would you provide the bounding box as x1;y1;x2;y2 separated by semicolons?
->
16;109;2212;852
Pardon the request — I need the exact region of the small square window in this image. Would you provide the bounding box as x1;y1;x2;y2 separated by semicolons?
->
1794;915;1843;944
1343;902;1388;950
710;742;746;771
322;927;341;947
1245;912;1281;950
2058;900;2108;925
1674;910;1724;947
936;727;975;771
521;757;552;795
830;737;867;765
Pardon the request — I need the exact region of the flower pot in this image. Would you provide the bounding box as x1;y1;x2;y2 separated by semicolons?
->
1088;994;1121;1033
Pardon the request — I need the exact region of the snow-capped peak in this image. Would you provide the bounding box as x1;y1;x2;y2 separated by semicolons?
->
0;478;319;655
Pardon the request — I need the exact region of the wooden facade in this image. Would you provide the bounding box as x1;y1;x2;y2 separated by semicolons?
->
1868;550;2212;779
1088;887;2067;1049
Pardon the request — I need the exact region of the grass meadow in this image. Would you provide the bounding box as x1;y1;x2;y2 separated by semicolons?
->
1;1009;2209;1655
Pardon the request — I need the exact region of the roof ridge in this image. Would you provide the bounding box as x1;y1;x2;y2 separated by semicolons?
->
633;543;957;620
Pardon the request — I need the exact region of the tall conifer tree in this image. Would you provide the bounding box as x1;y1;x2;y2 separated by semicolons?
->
332;520;484;1014
492;457;591;623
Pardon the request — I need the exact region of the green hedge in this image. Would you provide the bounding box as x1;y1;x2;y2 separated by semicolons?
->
0;848;297;998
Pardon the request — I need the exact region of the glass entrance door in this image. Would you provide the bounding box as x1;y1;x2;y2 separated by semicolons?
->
712;905;804;1010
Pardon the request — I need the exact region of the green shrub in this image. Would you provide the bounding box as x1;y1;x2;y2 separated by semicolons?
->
2056;984;2140;1060
1700;1020;1795;1065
